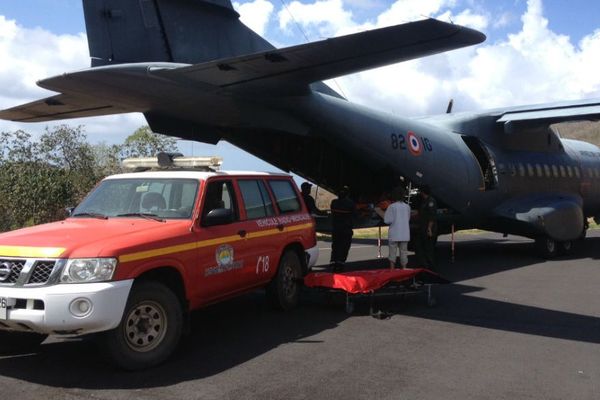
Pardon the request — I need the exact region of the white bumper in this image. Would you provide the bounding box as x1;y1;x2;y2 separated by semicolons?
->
305;245;319;269
0;280;133;336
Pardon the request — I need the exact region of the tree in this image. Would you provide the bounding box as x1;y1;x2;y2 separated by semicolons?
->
0;124;183;232
38;125;99;200
91;142;123;177
121;126;178;158
0;126;99;231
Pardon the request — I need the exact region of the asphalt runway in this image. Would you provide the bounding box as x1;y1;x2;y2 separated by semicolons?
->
1;231;599;400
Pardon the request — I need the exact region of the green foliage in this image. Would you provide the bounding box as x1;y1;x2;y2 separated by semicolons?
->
121;126;178;158
0;124;181;232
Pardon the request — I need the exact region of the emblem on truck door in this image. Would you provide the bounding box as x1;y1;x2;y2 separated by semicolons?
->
216;245;234;266
205;244;244;277
0;262;12;282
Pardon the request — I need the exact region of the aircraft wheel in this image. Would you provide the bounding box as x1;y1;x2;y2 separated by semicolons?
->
558;240;574;255
535;237;557;259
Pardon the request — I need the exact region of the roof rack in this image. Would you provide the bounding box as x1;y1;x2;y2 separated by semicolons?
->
122;152;223;171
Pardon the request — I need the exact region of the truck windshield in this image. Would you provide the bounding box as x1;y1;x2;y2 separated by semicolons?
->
73;178;199;220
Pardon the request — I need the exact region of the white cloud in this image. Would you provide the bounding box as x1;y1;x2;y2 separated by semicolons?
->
344;0;386;10
457;0;600;108
278;0;354;38
374;0;455;27
233;0;274;36
0;16;146;142
276;0;600;116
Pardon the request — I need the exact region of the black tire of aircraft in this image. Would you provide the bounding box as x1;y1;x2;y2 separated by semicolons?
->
535;237;574;258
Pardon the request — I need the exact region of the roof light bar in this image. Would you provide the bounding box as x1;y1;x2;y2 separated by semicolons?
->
122;154;223;171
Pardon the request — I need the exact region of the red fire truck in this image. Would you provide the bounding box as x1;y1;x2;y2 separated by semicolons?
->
0;154;318;369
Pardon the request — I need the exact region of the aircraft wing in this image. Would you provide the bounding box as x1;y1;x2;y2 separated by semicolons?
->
152;18;485;92
0;93;135;123
0;19;484;123
497;98;600;125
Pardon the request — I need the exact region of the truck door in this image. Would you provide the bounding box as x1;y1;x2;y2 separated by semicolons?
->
196;178;251;300
235;178;280;287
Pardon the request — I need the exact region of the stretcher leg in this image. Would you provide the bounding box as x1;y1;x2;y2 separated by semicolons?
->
377;226;382;258
345;293;355;314
426;284;437;307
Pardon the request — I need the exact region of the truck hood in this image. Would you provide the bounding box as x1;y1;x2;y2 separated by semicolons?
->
0;218;192;259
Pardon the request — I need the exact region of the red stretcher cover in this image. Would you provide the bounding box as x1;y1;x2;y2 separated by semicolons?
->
304;268;446;294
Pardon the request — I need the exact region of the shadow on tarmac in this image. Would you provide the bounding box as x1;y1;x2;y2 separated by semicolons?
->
0;291;349;389
0;234;598;388
343;234;600;345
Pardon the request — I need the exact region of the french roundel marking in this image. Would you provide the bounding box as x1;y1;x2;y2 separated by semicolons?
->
407;131;422;156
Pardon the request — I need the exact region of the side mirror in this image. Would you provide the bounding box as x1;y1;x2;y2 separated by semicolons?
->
65;207;75;218
202;208;233;227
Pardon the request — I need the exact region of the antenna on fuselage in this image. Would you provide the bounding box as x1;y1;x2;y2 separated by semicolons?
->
446;99;454;114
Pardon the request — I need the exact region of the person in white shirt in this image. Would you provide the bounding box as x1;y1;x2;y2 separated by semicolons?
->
377;188;411;269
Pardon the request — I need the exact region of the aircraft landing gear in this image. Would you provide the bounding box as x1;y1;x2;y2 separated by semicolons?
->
535;237;574;258
535;237;557;259
578;219;589;241
558;240;574;256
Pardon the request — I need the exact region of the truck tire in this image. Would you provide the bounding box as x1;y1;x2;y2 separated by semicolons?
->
0;331;47;354
267;250;302;311
104;281;183;370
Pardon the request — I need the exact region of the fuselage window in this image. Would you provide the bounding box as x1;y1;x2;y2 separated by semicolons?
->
518;163;525;177
509;164;516;177
559;165;566;178
527;164;534;177
588;168;593;178
544;164;551;178
566;166;573;178
574;167;580;178
535;164;543;177
551;165;559;178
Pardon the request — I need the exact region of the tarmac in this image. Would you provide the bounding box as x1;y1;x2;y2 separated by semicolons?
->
0;230;599;400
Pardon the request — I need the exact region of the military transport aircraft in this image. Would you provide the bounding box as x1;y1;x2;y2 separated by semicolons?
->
2;0;600;257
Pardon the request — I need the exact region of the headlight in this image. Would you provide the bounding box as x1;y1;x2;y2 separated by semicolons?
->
61;258;117;283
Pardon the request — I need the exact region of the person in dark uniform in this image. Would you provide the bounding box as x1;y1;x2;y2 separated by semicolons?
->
415;185;438;271
301;182;327;216
330;186;355;271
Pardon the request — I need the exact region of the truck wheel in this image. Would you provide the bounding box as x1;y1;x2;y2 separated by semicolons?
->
0;331;47;354
104;281;183;370
267;250;302;311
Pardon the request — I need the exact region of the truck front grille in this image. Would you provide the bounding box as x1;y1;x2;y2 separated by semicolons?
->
0;258;58;286
0;259;25;284
28;261;57;284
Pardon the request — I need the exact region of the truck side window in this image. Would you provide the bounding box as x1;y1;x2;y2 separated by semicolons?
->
269;180;301;214
202;180;238;220
238;180;275;219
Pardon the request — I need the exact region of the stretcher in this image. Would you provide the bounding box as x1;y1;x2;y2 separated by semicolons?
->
304;268;448;314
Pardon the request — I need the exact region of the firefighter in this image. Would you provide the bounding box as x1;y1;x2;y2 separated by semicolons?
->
415;185;438;271
329;186;356;271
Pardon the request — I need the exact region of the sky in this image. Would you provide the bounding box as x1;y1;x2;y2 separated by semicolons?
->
1;0;600;171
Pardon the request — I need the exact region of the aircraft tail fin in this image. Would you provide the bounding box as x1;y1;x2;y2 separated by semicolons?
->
82;0;273;66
